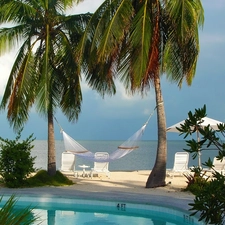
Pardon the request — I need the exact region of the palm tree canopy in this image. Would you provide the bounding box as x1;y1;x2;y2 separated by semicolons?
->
0;0;91;130
78;0;204;188
79;0;204;93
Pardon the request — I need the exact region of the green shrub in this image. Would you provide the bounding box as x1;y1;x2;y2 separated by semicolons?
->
179;105;225;224
26;170;73;187
189;172;225;224
0;130;36;188
184;167;209;194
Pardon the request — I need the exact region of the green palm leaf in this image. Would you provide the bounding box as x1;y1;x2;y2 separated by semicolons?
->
0;0;92;175
0;195;40;225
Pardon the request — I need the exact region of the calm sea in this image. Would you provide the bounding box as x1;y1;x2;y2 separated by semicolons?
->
32;140;218;171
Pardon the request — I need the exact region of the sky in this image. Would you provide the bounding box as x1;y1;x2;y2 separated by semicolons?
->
0;0;224;141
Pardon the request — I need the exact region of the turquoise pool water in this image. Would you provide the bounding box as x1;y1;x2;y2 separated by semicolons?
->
0;196;204;225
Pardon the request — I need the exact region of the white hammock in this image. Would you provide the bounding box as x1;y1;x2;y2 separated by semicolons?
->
59;113;154;162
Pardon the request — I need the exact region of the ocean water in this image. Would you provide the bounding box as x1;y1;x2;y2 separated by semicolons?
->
32;139;218;171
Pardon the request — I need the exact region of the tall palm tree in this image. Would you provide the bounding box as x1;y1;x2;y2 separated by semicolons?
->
0;0;92;176
79;0;204;187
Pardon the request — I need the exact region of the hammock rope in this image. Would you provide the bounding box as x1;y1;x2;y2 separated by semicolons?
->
56;108;156;162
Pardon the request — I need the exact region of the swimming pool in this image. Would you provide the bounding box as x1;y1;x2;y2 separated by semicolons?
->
0;196;204;225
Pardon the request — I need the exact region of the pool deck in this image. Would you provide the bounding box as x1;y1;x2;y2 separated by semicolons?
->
0;170;194;212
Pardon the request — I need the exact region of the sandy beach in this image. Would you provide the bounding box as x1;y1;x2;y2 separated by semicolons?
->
69;170;189;196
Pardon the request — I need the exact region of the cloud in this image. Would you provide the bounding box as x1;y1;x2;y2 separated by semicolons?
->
0;0;224;140
200;34;225;45
67;0;104;14
83;78;155;118
0;52;16;96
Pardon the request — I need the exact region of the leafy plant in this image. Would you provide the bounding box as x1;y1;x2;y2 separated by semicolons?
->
0;130;36;188
179;105;225;224
189;172;225;224
26;170;73;187
183;167;209;194
0;195;40;224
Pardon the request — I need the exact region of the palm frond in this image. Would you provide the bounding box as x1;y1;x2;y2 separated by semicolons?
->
127;0;153;87
0;195;39;224
0;24;28;55
163;0;204;86
5;48;38;130
0;0;36;24
52;27;83;121
95;0;133;62
119;0;161;93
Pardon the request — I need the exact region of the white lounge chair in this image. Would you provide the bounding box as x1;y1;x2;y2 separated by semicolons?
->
204;157;225;175
60;151;76;175
212;157;225;173
167;152;189;177
90;152;110;178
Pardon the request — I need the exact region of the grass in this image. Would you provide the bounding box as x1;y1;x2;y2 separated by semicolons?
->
25;170;74;187
0;170;74;188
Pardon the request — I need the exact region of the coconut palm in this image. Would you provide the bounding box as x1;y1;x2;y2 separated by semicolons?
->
79;0;204;187
0;0;92;176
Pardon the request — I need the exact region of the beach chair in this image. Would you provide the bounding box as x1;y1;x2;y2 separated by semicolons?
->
167;152;189;177
212;157;225;173
90;152;110;178
203;157;225;175
60;151;76;176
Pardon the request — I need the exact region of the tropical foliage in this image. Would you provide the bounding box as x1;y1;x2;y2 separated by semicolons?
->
0;195;39;225
0;130;36;188
78;0;204;187
179;105;225;224
0;0;91;175
26;170;73;187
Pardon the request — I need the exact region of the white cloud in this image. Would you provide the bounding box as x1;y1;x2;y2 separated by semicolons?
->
200;34;225;45
67;0;104;14
0;52;17;96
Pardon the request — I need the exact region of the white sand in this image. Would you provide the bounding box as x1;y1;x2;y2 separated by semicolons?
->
67;170;191;198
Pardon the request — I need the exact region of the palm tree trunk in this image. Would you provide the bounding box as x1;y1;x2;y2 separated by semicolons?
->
146;75;167;188
47;111;56;176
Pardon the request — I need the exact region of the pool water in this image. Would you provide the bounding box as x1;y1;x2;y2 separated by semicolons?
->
0;197;204;225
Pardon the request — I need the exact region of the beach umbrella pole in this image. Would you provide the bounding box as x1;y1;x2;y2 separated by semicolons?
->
197;130;201;168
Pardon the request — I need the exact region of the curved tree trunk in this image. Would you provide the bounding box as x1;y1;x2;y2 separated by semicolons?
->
47;111;56;176
146;75;167;188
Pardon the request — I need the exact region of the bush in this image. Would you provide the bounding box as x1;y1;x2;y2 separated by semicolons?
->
179;105;225;224
0;130;36;188
26;170;73;187
183;168;209;194
189;172;225;224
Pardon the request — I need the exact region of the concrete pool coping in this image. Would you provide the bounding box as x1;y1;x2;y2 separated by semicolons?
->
0;170;195;212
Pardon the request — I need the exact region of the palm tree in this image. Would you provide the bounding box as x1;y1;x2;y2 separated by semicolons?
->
79;0;204;187
0;0;92;176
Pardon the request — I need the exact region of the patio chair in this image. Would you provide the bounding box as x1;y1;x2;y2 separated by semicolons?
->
60;151;76;176
167;152;189;177
90;152;110;178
